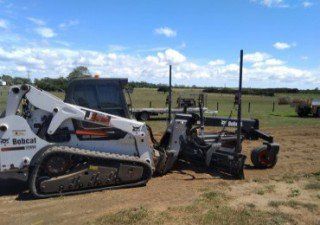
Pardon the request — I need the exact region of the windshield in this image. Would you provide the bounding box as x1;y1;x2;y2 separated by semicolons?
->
70;82;127;117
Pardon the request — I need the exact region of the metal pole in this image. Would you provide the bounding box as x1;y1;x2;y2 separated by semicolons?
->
199;94;205;137
168;65;172;124
236;50;243;153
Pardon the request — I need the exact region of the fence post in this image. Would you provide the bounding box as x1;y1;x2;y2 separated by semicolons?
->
248;102;251;113
272;101;275;112
149;101;152;108
216;102;219;111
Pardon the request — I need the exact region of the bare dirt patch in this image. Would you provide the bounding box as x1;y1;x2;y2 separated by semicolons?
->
0;126;319;225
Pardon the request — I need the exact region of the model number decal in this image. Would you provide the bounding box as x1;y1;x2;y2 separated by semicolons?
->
25;145;37;150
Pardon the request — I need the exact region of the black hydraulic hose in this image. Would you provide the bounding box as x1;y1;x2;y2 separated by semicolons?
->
191;137;211;151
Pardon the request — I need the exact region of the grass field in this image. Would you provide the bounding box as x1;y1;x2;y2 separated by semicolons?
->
128;88;320;129
1;86;319;130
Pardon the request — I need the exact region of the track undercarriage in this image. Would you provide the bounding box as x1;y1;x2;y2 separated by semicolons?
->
29;146;152;198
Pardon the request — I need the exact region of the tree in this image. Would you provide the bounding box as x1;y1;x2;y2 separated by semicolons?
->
157;85;169;93
13;77;31;84
34;77;67;91
67;66;91;80
1;75;14;85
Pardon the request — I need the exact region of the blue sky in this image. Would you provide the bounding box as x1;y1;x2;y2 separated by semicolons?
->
0;0;319;88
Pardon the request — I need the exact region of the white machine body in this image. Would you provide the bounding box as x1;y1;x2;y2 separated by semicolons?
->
0;85;154;173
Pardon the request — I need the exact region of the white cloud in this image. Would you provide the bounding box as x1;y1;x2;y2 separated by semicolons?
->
27;17;45;26
208;59;226;66
264;58;285;66
251;0;289;8
0;19;9;29
156;48;186;65
244;52;271;63
27;17;56;39
136;46;168;53
16;65;27;72
154;27;177;38
0;46;318;87
302;1;313;8
59;20;79;29
35;27;56;38
252;58;285;67
273;42;292;50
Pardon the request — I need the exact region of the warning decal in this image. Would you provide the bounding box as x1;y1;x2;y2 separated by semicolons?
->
85;111;111;126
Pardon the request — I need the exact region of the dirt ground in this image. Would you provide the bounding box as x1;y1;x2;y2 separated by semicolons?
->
0;126;319;225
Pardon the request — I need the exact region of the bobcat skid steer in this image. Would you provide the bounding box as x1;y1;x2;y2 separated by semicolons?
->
0;78;279;198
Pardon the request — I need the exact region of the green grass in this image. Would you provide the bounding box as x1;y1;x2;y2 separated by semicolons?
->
313;171;320;181
1;86;319;131
255;184;276;195
288;188;301;198
129;88;320;129
280;174;301;184
269;200;318;212
304;181;320;190
90;191;295;225
91;207;149;225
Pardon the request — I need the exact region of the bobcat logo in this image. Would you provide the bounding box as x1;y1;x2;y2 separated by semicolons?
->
132;126;141;132
0;138;9;144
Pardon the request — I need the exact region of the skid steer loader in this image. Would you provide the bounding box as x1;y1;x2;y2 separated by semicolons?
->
0;55;279;198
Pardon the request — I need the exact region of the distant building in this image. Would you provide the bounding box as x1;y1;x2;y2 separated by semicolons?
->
0;80;6;86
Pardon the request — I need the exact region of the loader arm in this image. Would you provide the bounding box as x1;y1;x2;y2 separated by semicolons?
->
6;85;145;135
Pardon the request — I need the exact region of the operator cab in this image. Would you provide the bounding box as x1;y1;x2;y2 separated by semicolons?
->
65;78;130;118
64;78;131;140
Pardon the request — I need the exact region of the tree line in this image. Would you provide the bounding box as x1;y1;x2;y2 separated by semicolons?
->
202;87;320;96
1;66;91;92
1;66;319;95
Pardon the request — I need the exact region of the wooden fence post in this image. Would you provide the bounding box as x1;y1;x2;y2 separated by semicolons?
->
272;101;275;112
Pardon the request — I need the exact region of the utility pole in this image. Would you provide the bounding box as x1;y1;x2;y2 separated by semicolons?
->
168;65;172;124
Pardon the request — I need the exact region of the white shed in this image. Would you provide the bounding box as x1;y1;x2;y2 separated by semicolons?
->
0;80;6;86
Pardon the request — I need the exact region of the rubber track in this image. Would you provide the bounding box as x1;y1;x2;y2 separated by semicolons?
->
29;145;153;198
